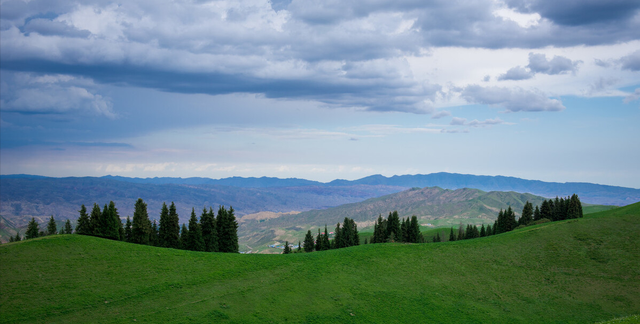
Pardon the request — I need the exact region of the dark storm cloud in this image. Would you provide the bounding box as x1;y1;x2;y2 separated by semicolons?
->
505;0;640;26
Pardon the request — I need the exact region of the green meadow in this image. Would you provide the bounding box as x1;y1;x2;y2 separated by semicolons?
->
1;203;639;323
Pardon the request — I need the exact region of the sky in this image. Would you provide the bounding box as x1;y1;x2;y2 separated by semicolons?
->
1;0;639;188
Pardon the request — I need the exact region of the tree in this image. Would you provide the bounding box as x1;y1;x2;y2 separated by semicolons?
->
540;199;552;220
47;215;57;236
160;202;181;249
283;241;291;254
201;207;218;252
89;203;101;236
217;206;239;253
315;228;324;251
64;220;73;234
480;224;486;237
186;208;204;251
150;220;159;246
372;214;387;243
26;218;39;239
457;223;465;240
103;201;122;240
519;201;533;226
567;194;583;219
179;224;189;250
131;198;151;245
485;224;492;236
323;225;330;249
76;205;92;235
14;232;22;242
124;217;132;242
407;216;421;243
449;227;456;241
297;241;302;252
533;205;541;221
158;202;170;247
386;211;401;241
303;230;315;252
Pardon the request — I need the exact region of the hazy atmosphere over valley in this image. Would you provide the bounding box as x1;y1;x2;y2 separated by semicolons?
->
1;0;639;188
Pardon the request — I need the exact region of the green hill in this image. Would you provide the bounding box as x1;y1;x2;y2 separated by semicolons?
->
1;203;639;323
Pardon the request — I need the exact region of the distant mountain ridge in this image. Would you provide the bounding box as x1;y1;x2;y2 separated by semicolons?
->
3;172;637;205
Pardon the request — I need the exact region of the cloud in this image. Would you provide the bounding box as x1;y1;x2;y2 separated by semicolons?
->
527;53;581;75
505;0;640;26
460;85;565;112
624;88;640;104
498;52;581;82
619;50;640;71
23;18;91;38
431;110;451;119
0;72;116;118
498;66;533;81
449;117;506;127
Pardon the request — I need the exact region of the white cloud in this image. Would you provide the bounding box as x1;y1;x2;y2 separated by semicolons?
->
461;85;565;112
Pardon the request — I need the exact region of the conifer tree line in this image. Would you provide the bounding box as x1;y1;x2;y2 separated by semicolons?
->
432;194;584;243
292;217;360;254
11;216;73;242
371;211;424;243
74;198;239;253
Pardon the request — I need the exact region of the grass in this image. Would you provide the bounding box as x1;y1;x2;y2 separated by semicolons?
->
1;203;639;323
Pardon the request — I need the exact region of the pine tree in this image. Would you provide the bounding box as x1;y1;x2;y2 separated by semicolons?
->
519;201;533;226
457;223;465;240
283;241;291;254
298;241;302;252
372;214;387;243
217;206;239;253
567;194;583;219
89;203;101;236
76;204;92;235
485;224;492;236
179;224;189;250
408;216;421;243
480;224;486;237
131;198;151;245
99;204;109;237
201;207;218;252
386;211;401;241
364;238;368;244
104;201;121;240
449;227;456;241
124;216;132;242
303;230;315;252
506;206;517;231
533;205;541;221
14;232;22;241
46;215;57;236
323;225;330;249
64;220;73;234
166;202;181;249
315;228;324;251
186;208;204;251
400;218;408;242
496;209;505;234
158;202;170;247
540;199;551;220
150;220;159;246
26;217;39;239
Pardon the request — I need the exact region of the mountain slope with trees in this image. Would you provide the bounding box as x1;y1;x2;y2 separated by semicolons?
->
1;202;638;323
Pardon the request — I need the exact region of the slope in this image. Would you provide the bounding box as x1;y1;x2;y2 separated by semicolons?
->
1;202;638;323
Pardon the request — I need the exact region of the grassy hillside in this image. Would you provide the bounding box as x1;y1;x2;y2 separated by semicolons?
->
1;203;639;323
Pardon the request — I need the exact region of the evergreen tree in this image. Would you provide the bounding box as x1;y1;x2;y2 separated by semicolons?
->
303;230;315;252
323;225;330;249
372;215;387;243
185;208;204;251
505;206;517;231
64;220;73;234
201;207;218;252
485;224;492;236
533;205;541;221
76;204;92;235
540;199;552;220
449;227;456;241
386;211;401;241
89;203;101;236
315;228;324;251
496;209;505;234
118;218;125;241
480;224;486;237
165;202;181;249
26;217;39;239
131;198;151;245
333;223;342;248
217;206;239;253
408;216;421;243
47;215;57;236
158;202;170;247
567;194;583;219
124;216;132;242
150;220;159;246
400;218;408;242
519;201;533;226
98;204;109;237
283;241;291;254
457;223;465;240
364;238;368;244
179;224;189;250
105;201;121;240
14;232;22;242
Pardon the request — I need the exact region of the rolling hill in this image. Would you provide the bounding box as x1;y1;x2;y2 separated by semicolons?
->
1;202;638;323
